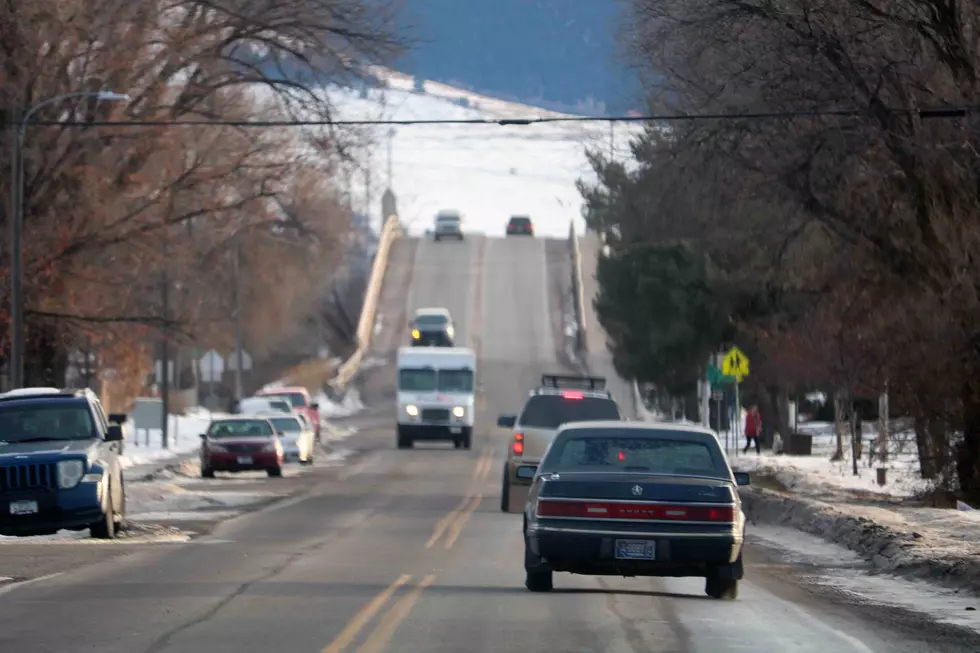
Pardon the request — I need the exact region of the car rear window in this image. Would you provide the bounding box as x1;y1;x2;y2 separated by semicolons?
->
542;429;726;478
518;395;620;429
270;417;302;433
509;217;531;225
207;420;274;437
414;314;449;326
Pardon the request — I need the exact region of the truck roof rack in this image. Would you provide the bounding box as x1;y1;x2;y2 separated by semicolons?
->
539;374;607;392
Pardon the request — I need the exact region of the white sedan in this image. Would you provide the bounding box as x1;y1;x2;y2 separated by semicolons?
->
266;413;317;464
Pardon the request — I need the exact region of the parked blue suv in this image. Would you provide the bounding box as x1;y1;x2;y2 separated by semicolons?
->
0;388;127;538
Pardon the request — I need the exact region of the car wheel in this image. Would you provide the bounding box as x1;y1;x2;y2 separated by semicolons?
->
115;477;127;530
523;539;553;592
202;466;215;478
90;484;116;540
453;438;462;449
461;428;472;450
268;467;283;478
500;465;510;512
705;576;738;600
397;426;413;449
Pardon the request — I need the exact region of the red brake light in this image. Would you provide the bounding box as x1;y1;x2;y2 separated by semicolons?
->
562;391;584;400
535;500;734;522
617;451;625;461
512;440;524;455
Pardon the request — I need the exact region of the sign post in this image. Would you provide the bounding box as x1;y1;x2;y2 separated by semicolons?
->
721;346;750;456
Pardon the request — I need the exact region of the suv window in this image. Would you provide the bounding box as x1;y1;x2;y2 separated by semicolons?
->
414;314;449;326
518;395;620;429
0;398;98;442
509;217;531;226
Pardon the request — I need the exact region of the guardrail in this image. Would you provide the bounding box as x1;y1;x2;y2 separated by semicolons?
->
569;221;588;354
328;214;402;391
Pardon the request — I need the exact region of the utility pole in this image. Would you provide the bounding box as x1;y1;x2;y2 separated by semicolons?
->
9;107;24;388
386;128;394;188
160;231;170;450
232;235;244;402
364;165;372;229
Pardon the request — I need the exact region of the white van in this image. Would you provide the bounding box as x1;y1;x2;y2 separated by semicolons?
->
396;346;476;449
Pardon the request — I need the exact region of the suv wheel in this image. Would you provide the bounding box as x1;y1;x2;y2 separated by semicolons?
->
90;485;116;539
500;464;510;512
461;427;472;450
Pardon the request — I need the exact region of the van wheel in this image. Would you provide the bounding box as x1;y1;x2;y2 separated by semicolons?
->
705;576;739;600
461;428;472;450
397;427;412;449
500;465;510;512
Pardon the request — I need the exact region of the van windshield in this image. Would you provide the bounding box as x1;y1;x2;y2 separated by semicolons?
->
438;369;473;392
399;368;436;391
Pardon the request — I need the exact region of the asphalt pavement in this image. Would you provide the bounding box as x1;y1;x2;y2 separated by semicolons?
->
0;236;977;652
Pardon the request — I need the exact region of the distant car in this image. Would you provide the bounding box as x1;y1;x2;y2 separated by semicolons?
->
498;375;620;513
237;396;292;415
0;388;127;539
255;386;321;441
520;421;750;598
434;211;464;241
410;307;455;346
200;416;284;478
264;413;316;464
506;215;533;236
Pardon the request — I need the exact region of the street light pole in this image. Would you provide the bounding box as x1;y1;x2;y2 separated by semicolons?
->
8;90;130;389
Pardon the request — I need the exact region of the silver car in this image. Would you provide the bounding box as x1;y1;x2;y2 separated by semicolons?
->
265;413;317;464
433;211;463;241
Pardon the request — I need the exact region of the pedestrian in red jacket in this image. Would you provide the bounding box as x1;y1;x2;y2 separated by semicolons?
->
743;405;762;455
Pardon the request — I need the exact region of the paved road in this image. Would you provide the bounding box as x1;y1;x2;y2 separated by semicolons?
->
0;237;976;652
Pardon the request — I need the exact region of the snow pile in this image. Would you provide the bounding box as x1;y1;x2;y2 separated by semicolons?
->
315;388;364;418
731;421;928;499
126;483;285;521
119;412;221;469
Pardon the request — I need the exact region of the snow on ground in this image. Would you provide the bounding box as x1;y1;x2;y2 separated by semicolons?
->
751;525;980;633
316;388;364;418
119;411;222;470
321;68;642;238
729;421;928;499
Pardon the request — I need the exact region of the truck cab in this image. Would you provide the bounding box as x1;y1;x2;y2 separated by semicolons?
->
396;346;476;449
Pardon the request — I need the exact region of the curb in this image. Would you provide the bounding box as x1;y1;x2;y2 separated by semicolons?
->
739;486;980;595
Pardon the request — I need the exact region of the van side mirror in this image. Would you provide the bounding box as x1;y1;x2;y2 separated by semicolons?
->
734;472;751;486
108;413;127;424
310;402;320;410
516;465;537;479
199;433;208;440
497;415;516;428
106;425;124;442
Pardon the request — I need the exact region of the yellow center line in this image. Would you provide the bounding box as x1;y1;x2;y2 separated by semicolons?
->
425;495;470;549
444;493;483;549
356;574;436;653
321;574;412;653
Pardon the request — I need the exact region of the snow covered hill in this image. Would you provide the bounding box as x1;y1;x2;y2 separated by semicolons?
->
325;69;641;239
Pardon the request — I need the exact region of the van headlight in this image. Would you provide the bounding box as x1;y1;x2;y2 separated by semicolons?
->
446;326;455;338
452;406;465;418
405;404;419;417
58;459;86;489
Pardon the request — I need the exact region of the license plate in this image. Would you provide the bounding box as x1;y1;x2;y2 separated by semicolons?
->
615;539;656;560
237;456;253;465
9;500;38;516
449;427;462;434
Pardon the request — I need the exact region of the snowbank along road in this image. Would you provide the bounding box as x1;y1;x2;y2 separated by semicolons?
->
0;234;978;653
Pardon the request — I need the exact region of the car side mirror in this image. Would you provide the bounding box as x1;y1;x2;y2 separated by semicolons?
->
497;415;516;428
734;472;751;486
277;430;286;436
310;403;320;410
199;433;208;440
108;413;128;424
106;425;124;442
516;465;537;479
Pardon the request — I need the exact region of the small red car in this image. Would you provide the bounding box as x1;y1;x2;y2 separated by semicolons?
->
200;416;284;478
255;386;322;441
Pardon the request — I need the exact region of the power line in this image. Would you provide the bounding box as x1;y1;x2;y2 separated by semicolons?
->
5;106;976;128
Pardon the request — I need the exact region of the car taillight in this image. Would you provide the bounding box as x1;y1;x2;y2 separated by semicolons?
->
512;433;524;455
562;391;583;400
535;500;734;522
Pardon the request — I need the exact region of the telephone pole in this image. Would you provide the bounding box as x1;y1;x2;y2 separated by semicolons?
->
231;235;244;401
160;231;170;450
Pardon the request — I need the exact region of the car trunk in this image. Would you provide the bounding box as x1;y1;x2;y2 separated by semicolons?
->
538;473;735;503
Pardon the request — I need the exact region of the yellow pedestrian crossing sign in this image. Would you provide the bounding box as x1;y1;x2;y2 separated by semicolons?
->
722;346;750;381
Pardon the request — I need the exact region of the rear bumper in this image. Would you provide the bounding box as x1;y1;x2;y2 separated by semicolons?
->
526;525;743;579
205;452;281;471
